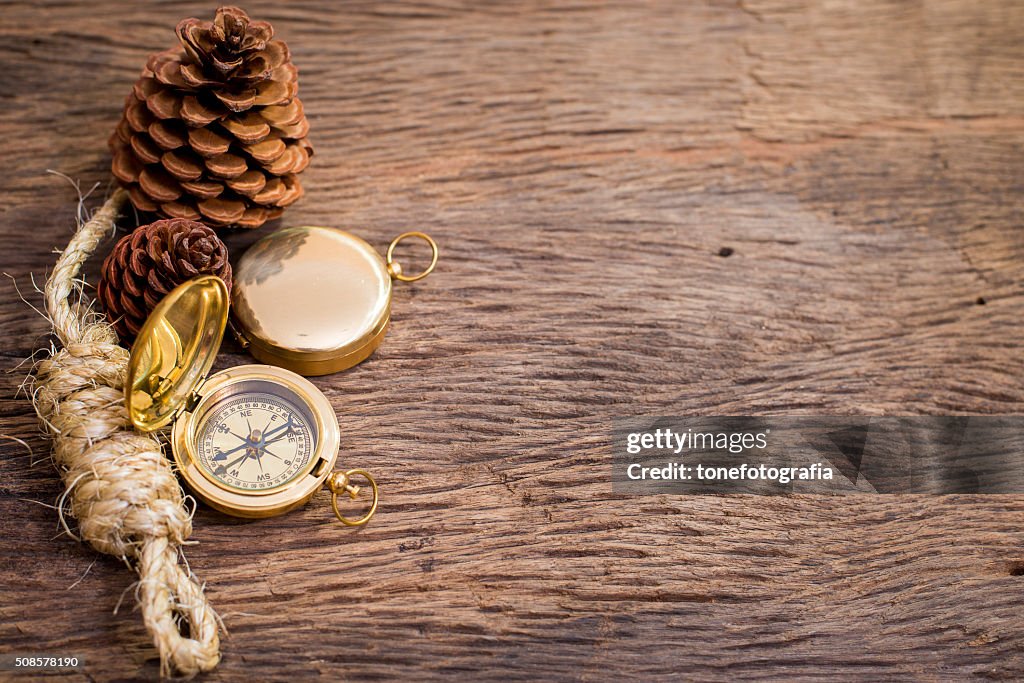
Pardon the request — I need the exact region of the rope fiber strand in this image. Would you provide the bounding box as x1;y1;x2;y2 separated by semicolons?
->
31;188;221;676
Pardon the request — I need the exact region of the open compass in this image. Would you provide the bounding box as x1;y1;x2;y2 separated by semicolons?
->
125;275;377;525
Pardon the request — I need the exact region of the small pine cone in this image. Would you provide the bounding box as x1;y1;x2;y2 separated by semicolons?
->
109;6;312;229
97;218;232;341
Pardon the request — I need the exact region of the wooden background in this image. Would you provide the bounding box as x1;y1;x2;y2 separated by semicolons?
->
2;1;1024;680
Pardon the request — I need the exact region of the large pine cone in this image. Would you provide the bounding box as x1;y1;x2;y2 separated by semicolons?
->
109;6;312;229
97;219;233;341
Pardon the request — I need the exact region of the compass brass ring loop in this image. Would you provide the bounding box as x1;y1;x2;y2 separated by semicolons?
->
387;232;438;282
330;469;379;526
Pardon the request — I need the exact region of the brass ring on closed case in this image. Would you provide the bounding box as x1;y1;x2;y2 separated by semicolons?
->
386;232;438;282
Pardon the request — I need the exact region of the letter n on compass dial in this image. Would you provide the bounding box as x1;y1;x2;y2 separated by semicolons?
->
196;392;316;492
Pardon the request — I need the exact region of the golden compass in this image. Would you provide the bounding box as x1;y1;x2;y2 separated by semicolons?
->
126;275;377;525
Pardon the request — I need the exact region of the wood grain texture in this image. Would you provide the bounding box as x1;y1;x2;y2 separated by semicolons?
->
2;1;1024;680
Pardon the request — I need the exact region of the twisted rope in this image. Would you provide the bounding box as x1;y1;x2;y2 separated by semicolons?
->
31;188;221;676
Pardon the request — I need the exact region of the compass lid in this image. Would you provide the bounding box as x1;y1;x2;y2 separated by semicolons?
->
126;275;229;432
232;226;428;376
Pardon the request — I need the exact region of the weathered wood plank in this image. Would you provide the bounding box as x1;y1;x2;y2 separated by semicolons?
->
2;1;1024;680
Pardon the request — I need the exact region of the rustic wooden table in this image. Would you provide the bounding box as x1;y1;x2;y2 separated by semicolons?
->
3;1;1024;680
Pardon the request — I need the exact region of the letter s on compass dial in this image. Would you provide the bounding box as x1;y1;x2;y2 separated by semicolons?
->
195;389;317;493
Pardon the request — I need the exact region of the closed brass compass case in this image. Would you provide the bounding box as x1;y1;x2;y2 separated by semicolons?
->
231;226;437;376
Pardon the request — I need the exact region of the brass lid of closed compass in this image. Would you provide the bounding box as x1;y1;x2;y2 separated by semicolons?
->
231;226;437;376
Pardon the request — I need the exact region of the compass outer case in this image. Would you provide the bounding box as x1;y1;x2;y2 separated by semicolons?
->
172;365;340;518
230;226;394;376
125;275;341;519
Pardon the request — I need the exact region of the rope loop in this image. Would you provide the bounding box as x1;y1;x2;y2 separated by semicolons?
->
31;189;221;676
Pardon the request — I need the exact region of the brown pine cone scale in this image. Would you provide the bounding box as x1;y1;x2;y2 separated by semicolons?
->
110;6;312;229
97;219;233;341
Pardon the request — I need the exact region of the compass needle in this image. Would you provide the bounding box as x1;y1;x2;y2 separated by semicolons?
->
212;441;249;461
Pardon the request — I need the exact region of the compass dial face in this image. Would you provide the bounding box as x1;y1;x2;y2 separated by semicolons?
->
195;388;318;493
